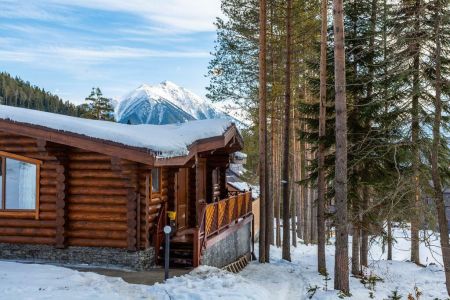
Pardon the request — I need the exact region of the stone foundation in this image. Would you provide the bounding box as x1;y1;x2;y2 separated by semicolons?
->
0;243;155;270
202;222;251;268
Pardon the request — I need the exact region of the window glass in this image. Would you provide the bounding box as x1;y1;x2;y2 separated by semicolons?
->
152;168;160;193
5;158;36;209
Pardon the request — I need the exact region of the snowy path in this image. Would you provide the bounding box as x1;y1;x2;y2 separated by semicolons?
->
0;227;447;299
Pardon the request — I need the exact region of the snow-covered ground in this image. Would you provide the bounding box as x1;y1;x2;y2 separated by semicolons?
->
0;227;447;300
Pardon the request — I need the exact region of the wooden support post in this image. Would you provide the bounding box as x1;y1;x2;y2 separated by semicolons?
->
195;155;207;226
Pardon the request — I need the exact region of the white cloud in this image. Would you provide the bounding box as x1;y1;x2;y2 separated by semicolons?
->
0;45;210;65
7;0;221;33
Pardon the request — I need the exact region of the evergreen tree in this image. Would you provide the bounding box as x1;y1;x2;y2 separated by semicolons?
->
82;87;115;121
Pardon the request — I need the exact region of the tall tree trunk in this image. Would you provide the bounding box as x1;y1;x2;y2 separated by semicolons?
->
431;3;450;294
352;223;361;276
291;105;297;247
267;6;275;247
410;0;421;266
311;187;318;243
295;117;303;239
360;186;369;267
282;0;292;262
387;218;393;261
276;112;282;247
333;0;349;293
317;0;328;275
301;124;310;244
258;0;268;263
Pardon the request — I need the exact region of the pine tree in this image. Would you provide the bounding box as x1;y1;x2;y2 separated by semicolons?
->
258;0;269;263
333;0;350;293
83;87;115;121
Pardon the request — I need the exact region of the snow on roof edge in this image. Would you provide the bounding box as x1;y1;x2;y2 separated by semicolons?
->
0;105;236;158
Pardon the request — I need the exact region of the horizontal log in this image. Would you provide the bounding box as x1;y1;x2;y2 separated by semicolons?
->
40;171;57;179
70;170;119;179
69;162;112;170
40;186;57;195
68;238;126;248
68;221;127;231
0;227;55;237
0;211;36;219
40;178;57;185
68;187;128;196
39;211;56;220
67;229;126;240
0;146;38;152
0;219;55;228
40;195;57;203
68;153;110;161
68;212;126;222
0;236;55;245
68;204;125;214
68;195;127;205
69;178;128;188
39;203;56;212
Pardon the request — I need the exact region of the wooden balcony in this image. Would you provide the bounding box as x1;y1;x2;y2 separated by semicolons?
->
193;191;253;266
204;191;252;237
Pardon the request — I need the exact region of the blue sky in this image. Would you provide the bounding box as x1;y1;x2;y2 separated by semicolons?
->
0;0;221;104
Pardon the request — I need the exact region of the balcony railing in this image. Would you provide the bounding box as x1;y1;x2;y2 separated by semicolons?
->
193;191;253;267
204;191;252;237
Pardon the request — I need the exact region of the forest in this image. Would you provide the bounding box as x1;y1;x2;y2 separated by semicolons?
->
0;72;83;116
207;0;450;295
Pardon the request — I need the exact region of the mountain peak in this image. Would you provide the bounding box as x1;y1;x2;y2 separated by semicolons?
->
116;81;231;125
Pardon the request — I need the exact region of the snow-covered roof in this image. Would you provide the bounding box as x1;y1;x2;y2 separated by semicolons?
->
234;151;247;159
0;105;234;158
227;181;260;199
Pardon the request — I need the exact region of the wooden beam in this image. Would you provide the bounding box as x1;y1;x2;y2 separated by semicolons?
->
155;125;243;167
195;156;207;226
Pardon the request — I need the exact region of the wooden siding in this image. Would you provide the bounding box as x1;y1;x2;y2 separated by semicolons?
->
0;130;168;250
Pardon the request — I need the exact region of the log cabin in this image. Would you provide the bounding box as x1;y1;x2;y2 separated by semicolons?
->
0;105;253;270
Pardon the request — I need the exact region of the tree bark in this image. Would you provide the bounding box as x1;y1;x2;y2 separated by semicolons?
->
258;0;268;263
291;105;297;247
360;185;369;267
352;223;361;276
317;0;328;275
333;0;349;293
430;3;450;294
387;218;393;261
282;0;292;261
410;0;421;266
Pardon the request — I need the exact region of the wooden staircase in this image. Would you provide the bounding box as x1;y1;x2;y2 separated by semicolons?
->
159;229;195;268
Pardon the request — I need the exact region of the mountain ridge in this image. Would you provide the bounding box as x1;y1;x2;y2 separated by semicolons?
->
115;81;233;125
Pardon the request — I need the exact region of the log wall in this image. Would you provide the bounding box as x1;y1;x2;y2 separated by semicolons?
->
0;130;169;251
0;131;57;245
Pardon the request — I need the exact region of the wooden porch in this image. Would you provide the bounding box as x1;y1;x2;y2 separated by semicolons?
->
153;191;253;268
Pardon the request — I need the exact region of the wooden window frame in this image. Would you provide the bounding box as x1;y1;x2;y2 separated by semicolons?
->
0;151;41;220
151;168;162;195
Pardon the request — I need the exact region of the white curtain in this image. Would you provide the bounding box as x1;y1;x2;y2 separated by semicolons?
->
6;158;36;209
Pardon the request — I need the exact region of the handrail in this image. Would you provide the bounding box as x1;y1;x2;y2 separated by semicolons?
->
204;191;252;238
154;204;166;263
193;201;207;267
193;191;252;267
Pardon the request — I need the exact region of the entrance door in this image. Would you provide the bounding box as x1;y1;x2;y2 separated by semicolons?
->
176;168;189;230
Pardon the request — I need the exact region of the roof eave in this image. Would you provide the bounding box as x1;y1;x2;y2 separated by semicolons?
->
0;119;156;165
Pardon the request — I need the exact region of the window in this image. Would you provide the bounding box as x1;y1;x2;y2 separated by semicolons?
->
0;152;39;212
152;168;160;193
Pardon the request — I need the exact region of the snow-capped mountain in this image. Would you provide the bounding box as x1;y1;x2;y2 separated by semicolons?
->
116;81;231;125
